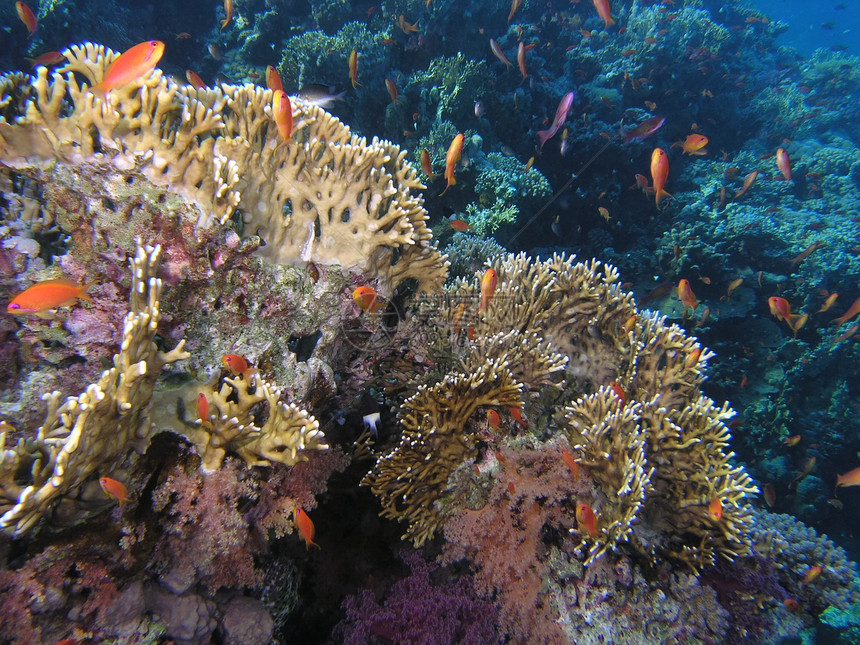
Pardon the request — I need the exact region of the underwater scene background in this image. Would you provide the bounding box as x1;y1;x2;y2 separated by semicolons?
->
0;0;859;643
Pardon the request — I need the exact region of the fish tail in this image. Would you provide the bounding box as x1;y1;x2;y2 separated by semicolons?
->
536;129;551;149
79;281;97;302
89;83;107;99
655;189;672;207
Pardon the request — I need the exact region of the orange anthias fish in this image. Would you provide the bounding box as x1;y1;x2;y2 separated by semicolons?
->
348;49;360;88
833;295;860;325
440;133;465;196
734;170;759;198
768;296;792;322
385;78;399;104
99;476;131;506
508;0;523;23
487;409;502;430
609;381;625;403
817;292;838;314
836;465;860;488
650;148;671;207
197;392;212;427
398;14;420;33
776;147;792;181
478;268;498;312
16;1;37;37
272;90;293;141
449;219;472;232
622;115;666;143
708;497;722;521
591;0;615;29
420;148;436;179
185;70;205;89
517;42;527;81
220;0;233;30
490;39;512;68
266;65;283;92
561;449;579;476
677;279;698;313
294;508;320;550
576;503;599;537
353;286;383;314
27;51;66;68
782;434;801;447
90;40;165;97
801;565;822;585
671;134;708;156
222;353;251;376
7;278;94;316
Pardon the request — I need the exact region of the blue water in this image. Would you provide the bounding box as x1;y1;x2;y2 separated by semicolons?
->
756;0;860;57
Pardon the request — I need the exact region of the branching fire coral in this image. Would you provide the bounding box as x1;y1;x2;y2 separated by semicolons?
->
0;42;447;293
0;243;188;535
187;372;328;473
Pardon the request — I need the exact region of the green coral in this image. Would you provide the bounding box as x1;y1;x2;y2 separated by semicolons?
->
464;199;518;235
476;152;551;204
408;53;492;123
820;602;860;644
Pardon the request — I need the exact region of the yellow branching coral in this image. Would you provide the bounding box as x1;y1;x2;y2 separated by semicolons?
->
0;243;189;535
363;356;523;546
188;373;328;473
0;42;447;293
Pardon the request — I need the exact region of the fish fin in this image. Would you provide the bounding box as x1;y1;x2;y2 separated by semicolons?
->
655;189;672;208
35;310;57;320
89;83;107;99
536;129;551;149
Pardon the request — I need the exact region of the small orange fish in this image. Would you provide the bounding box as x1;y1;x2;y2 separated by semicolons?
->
782;435;801;447
508;0;523;22
836;465;860;488
783;598;801;613
353;286;383;314
420;148;436;179
609;381;625;403
650;148;671;207
222;353;251;376
508;406;526;426
91;40;165;97
833;296;860;325
197;393;212;427
26;51;66;68
99;476;131;506
398;14;420;33
440;133;465;196
598;206;611;222
677;279;698;314
220;0;233;30
818;293;839;314
833;323;859;344
490;39;512;68
801;565;822;585
763;483;776;508
272;89;293;141
185;70;205;89
768;296;792;322
734;170;759;198
449;219;472;232
7;278;94;316
478;268;498;312
708;497;722;521
671;134;708;155
561;449;579;476
348;49;359;88
776;147;792;181
591;0;615;29
827;498;844;510
487;409;502;430
576;503;599;537
790;240;824;267
385;78;399;103
684;348;701;370
266;65;283;92
726;277;744;298
517;42;527;80
622;315;637;333
294;507;320;550
16;1;37;37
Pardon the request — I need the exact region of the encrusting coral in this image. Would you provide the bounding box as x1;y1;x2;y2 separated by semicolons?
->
0;243;189;535
366;251;759;572
0;42;447;294
187;372;329;473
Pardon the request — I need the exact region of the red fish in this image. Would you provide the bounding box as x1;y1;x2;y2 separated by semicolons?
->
449;219;472;232
7;278;94;315
185;70;205;89
487;409;502;430
197;393;213;427
16;1;37;37
833;296;860;325
576;503;599;537
99;477;131;506
478;268;498;312
349;49;359;88
817;293;839;313
439;133;464;196
91;40;165;97
26;51;65;68
294;508;320;550
591;0;615;28
273;90;293;141
561;449;579;476
782;435;801;447
623;116;666;143
768;296;792;322
266;65;283;92
609;381;625;403
353;286;383;314
708;497;722;520
671;134;708;155
517;42;527;81
685;348;701;370
537;91;575;149
776;147;792;181
385;78;399;103
490;39;512;68
677;279;698;313
220;0;233;30
222;353;251;376
836;465;860;488
508;406;527;427
650;148;671;207
420;148;436;179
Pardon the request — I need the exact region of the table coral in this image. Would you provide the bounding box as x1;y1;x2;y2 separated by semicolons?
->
0;243;189;535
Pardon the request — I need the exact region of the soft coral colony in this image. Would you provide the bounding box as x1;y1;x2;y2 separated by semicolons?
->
0;42;857;645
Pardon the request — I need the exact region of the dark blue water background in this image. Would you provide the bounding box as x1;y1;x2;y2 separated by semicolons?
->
756;0;860;57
